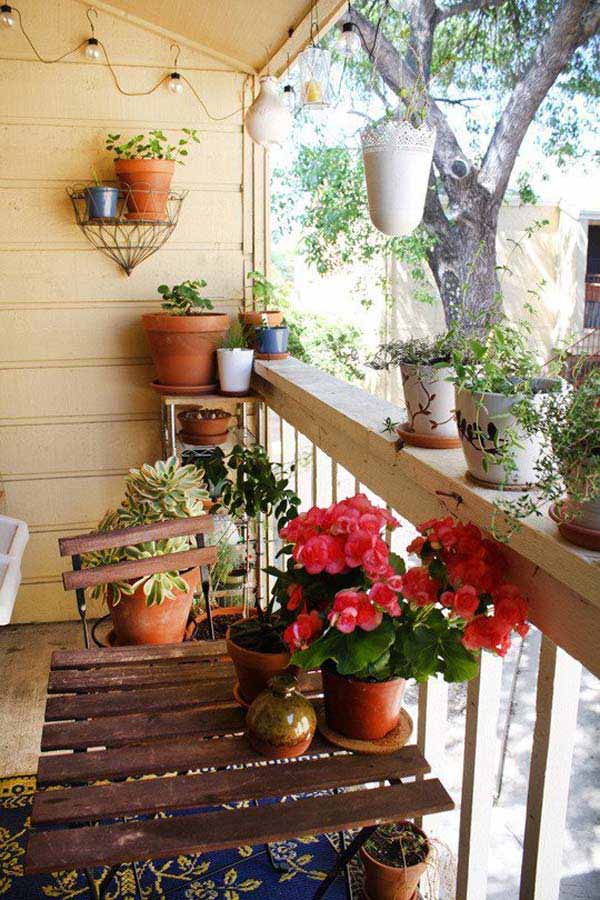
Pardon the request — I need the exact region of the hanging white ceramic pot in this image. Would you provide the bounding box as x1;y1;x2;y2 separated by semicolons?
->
361;119;436;237
245;76;292;147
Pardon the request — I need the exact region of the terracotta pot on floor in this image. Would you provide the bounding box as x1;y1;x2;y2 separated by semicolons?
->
115;158;174;221
226;627;291;704
108;566;199;645
322;665;406;740
360;822;430;900
142;312;229;388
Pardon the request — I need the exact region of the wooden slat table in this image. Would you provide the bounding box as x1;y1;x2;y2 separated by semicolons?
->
25;640;454;899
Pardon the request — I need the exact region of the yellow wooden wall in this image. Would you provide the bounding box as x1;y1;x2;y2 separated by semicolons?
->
0;0;267;622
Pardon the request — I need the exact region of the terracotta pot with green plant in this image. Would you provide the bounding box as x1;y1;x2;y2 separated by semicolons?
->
83;457;210;645
106;129;200;221
178;407;233;445
240;270;284;337
360;821;431;900
142;280;228;389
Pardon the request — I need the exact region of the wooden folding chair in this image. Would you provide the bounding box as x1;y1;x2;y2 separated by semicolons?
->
58;516;218;648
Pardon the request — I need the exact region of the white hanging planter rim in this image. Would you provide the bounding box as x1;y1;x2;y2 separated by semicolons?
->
361;119;436;154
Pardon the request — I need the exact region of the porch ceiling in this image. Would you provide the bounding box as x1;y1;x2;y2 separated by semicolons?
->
98;0;346;72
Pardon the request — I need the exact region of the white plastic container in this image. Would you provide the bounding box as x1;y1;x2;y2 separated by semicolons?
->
217;348;255;396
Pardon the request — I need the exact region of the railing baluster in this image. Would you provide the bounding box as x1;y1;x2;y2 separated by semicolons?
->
311;443;318;507
519;636;582;899
416;676;449;827
294;428;299;496
456;652;503;900
331;459;338;503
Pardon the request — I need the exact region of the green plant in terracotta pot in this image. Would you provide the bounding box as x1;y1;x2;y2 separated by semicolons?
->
142;279;229;389
83;456;209;646
272;498;530;741
360;821;431;900
240;269;284;334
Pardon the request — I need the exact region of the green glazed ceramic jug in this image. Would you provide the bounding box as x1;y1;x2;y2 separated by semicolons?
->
246;674;316;759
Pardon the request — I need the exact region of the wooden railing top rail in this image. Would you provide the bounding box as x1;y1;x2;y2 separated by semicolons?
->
252;358;600;677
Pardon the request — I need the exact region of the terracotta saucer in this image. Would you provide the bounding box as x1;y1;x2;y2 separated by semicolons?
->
255;351;289;360
317;708;413;755
549;503;600;551
179;430;229;446
150;380;217;396
397;423;461;449
232;681;251;709
464;470;535;492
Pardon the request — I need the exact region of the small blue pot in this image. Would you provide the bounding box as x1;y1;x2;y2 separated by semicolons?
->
256;325;289;355
85;186;119;220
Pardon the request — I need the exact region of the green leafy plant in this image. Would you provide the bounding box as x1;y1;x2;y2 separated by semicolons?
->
368;332;459;370
158;280;214;315
83;457;209;607
105;128;200;163
247;270;279;311
221;318;249;350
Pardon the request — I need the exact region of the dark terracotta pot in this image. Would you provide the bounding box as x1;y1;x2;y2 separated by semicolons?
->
142;312;229;388
177;411;233;438
108;566;199;646
360;822;430;900
115;158;174;221
322;665;406;740
246;674;317;759
226;627;291;704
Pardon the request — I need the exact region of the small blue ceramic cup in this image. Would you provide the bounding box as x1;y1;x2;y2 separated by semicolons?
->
256;325;289;355
85;186;119;220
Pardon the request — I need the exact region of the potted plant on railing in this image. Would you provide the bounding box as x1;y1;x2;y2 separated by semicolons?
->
256;311;289;358
368;333;460;448
142;279;229;390
217;318;255;396
83;457;209;646
451;321;561;488
272;499;528;741
105;128;200;220
360;821;431;900
240;270;284;332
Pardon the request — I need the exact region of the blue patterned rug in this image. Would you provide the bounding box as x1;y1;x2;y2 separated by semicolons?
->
0;777;360;899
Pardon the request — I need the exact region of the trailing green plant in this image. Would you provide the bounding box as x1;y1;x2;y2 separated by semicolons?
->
247;270;279;311
221;318;249;350
368;332;459;370
105;128;200;163
83;457;209;607
158;280;214;315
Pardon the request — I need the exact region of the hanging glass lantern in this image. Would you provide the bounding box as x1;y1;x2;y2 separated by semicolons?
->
298;46;333;110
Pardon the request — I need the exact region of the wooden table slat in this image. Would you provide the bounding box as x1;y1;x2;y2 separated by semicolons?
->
50;640;228;670
48;660;235;694
25;778;454;875
32;745;430;826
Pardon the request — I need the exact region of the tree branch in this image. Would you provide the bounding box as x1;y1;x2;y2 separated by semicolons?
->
480;0;600;201
437;0;505;22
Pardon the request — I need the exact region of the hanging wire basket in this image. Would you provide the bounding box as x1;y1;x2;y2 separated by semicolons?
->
67;182;187;275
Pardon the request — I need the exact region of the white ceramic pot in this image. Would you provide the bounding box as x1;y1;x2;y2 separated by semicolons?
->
455;387;544;487
401;364;456;438
361;119;436;237
217;348;254;395
244;76;292;147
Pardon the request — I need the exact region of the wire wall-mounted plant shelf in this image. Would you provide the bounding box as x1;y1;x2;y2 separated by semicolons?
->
67;183;187;275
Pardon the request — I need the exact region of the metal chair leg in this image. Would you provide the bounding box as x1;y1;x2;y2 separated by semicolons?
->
312;826;377;900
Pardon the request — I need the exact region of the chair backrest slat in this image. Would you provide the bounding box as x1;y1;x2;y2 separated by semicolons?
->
58;515;213;557
62;546;217;592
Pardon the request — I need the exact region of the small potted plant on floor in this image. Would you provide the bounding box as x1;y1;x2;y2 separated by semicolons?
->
83;457;209;646
178;407;233;446
239;270;284;337
217;318;255;395
84;167;119;220
361;821;431;900
274;501;529;741
142;279;229;390
106;128;200;220
368;333;460;448
451;320;561;488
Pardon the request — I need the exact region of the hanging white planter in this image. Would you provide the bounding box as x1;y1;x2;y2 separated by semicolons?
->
217;348;254;396
245;76;292;147
361;119;436;237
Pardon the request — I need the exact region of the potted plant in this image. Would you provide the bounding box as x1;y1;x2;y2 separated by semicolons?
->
256;311;289;357
142;279;229;389
178;407;233;445
451;321;561;488
274;500;528;741
240;270;284;330
368;333;460;448
84;167;119;220
83;457;209;646
217;318;255;395
360;821;431;900
105;128;200;220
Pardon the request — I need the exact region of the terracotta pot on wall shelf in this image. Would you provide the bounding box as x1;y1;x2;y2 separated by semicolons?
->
115;158;174;221
226;627;291;705
142;312;229;389
246;674;317;758
108;566;199;646
322;664;406;740
360;822;430;900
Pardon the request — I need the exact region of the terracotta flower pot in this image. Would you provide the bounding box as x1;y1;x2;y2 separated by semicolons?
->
177;411;233;438
360;823;430;900
322;665;406;740
142;312;229;388
226;627;291;704
115;158;175;221
108;566;199;646
239;310;283;328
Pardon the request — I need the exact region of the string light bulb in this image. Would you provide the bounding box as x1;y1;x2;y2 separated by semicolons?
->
337;22;361;58
282;84;296;113
84;37;101;60
168;72;184;95
0;4;15;28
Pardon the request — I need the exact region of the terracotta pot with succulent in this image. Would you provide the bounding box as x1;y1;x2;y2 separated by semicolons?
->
369;333;460;448
142;280;228;390
83;457;209;646
497;370;600;548
178;407;233;446
451;320;561;489
106;128;200;221
217;318;255;396
272;501;529;742
360;821;431;900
